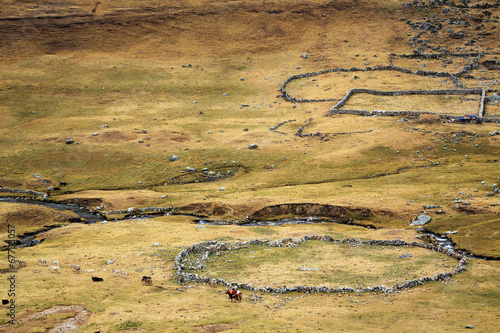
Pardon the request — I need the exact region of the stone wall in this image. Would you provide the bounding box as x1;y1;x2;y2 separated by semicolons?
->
279;52;500;122
0;187;48;200
104;206;174;216
174;235;468;295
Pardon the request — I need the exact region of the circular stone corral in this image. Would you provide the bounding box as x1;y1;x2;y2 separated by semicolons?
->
174;235;468;294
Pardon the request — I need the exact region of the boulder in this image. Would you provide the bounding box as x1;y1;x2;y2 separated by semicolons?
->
410;213;431;225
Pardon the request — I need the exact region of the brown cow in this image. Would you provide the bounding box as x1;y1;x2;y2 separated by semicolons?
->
142;276;153;286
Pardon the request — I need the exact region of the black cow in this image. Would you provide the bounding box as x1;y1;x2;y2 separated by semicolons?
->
92;276;104;282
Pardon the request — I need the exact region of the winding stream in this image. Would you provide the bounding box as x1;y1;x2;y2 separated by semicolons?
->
1;196;496;260
0;197;104;222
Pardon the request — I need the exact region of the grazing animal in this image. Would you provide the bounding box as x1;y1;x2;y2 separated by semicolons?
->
121;271;128;279
38;259;47;266
16;259;27;267
91;1;101;14
51;260;59;266
112;269;121;276
71;264;81;274
142;276;153;286
226;289;242;302
84;269;94;275
91;276;104;282
49;265;61;273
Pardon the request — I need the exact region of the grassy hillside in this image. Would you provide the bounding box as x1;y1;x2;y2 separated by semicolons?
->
0;0;499;331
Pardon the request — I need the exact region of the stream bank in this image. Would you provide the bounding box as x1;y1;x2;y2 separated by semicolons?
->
1;196;497;260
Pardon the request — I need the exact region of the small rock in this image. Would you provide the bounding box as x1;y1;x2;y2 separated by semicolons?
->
248;143;259;149
488;93;500;105
169;155;180;162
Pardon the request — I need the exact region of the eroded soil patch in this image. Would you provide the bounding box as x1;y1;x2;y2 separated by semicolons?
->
0;305;90;332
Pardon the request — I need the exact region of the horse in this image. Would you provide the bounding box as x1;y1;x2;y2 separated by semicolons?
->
226;289;242;302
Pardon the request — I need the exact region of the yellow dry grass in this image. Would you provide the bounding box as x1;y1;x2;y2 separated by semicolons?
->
0;216;497;332
0;0;499;331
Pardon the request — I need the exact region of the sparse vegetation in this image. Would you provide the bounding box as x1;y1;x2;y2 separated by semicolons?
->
0;0;499;332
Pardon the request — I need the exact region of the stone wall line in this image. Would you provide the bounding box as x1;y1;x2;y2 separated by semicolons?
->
279;51;500;119
174;235;468;295
329;88;482;112
329;109;500;123
104;206;174;216
0;187;48;200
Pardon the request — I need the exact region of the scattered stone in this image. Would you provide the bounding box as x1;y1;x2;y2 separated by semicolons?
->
398;254;412;259
424;204;441;209
488;93;500;105
248;143;259;149
169;155;180;162
66;139;74;144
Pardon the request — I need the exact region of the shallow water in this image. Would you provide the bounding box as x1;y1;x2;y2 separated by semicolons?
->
1;196;495;259
0;196;104;222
